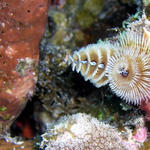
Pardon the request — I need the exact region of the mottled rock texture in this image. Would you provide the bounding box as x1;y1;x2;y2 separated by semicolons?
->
0;0;49;133
0;139;34;150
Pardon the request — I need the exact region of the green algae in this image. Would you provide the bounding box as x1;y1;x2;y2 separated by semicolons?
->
143;0;150;6
84;0;104;16
76;10;95;29
16;58;35;76
0;106;7;112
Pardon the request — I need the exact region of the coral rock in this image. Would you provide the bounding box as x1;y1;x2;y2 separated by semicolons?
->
0;0;49;132
0;139;34;150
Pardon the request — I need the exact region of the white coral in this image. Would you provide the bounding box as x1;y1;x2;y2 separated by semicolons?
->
40;113;138;150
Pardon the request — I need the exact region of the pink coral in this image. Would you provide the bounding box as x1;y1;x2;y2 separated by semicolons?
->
133;127;147;143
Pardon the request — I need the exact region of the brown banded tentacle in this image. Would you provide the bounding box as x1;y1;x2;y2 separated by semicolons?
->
69;43;114;87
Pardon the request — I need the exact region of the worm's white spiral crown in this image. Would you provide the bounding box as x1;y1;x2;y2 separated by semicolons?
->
69;42;116;87
106;27;150;105
69;15;150;105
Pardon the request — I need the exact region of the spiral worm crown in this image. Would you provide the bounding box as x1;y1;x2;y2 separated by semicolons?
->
69;15;150;105
106;27;150;104
68;42;116;87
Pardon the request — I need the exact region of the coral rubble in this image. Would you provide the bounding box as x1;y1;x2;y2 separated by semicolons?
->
0;139;33;150
0;0;49;133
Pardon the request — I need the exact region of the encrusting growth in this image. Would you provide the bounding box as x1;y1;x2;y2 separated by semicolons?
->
69;14;150;105
40;113;139;150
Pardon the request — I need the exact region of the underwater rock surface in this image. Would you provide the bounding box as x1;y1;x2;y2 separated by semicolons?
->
0;0;49;133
